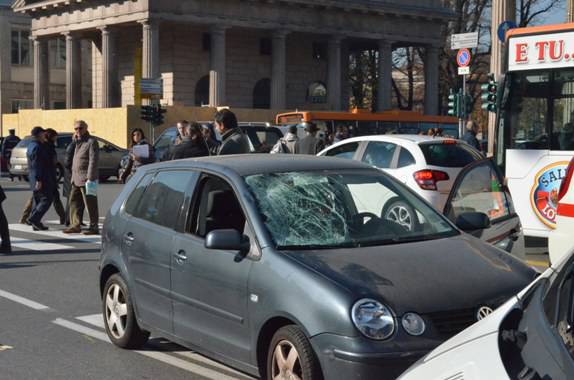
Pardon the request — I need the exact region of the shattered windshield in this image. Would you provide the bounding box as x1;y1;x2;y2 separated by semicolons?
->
245;170;457;249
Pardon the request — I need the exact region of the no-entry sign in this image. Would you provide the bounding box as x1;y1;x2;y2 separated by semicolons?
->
456;48;471;67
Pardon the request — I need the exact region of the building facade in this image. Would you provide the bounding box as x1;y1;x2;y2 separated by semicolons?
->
13;0;452;115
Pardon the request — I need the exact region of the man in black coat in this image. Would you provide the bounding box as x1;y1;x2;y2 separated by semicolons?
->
463;121;481;151
171;122;209;160
214;110;250;155
26;127;55;231
0;184;10;254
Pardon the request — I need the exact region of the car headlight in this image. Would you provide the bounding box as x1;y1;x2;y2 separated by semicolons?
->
402;312;426;336
351;299;395;340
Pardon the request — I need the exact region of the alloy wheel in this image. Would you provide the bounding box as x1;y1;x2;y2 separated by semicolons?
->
385;205;413;231
105;283;128;339
271;340;303;380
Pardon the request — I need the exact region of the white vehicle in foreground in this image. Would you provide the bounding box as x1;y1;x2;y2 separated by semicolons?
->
549;156;574;265
318;135;483;212
398;247;574;380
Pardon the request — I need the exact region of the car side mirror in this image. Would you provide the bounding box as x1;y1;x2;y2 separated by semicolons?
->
455;212;491;231
205;229;250;255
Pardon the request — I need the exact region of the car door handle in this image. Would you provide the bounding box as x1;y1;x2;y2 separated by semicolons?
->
174;250;187;265
124;232;135;246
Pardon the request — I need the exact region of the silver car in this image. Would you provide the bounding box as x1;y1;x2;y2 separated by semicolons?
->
10;133;127;181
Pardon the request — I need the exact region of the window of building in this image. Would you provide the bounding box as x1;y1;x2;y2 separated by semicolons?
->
49;37;66;69
11;29;31;66
52;101;66;109
307;82;327;104
312;42;327;60
253;78;271;109
202;33;211;52
11;99;33;114
195;75;210;107
260;38;272;56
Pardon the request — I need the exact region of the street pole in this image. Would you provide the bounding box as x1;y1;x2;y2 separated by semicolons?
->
460;74;467;138
569;0;574;22
488;0;515;156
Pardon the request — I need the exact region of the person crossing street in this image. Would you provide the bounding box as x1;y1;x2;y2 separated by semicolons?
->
0;184;11;254
26;127;55;231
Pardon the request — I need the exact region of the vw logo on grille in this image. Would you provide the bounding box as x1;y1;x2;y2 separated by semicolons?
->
476;306;494;321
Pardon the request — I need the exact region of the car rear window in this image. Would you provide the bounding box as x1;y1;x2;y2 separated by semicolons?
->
57;135;73;149
419;142;480;168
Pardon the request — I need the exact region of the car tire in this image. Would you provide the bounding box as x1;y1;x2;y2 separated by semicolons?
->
266;325;322;380
102;274;149;349
382;199;419;232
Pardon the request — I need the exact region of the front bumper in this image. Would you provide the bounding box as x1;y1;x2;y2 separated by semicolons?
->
310;333;442;380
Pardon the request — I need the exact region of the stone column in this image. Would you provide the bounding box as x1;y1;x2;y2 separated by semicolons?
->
424;44;440;115
328;36;343;111
33;36;49;109
377;40;393;112
100;26;117;108
209;26;226;107
141;20;160;79
271;30;288;110
65;33;82;109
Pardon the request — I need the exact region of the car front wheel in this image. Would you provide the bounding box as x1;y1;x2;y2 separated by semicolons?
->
102;274;149;349
267;326;322;380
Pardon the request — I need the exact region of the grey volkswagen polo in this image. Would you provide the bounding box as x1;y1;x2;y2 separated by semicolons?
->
99;155;535;380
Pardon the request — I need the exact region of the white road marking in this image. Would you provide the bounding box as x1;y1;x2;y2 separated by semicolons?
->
76;314;105;329
0;289;51;311
10;237;73;251
53;318;243;380
9;224;101;244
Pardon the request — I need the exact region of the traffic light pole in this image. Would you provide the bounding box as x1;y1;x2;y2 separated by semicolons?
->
459;74;467;138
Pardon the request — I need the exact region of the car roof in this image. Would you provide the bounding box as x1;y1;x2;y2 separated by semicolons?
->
145;154;375;177
335;134;459;145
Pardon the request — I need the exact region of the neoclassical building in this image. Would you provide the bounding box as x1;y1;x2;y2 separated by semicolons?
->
12;0;453;114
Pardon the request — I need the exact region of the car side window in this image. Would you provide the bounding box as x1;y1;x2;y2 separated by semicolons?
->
556;270;574;357
361;142;397;168
124;173;154;215
324;142;359;159
446;161;511;223
189;175;246;238
132;171;195;229
398;148;416;168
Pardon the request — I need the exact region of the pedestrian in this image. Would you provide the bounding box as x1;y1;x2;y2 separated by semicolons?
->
26;126;55;231
119;128;155;183
201;124;221;155
271;125;298;154
334;125;349;143
171;122;210;160
63;138;83;227
463;120;481;151
214;109;250;155
2;129;21;181
175;121;186;146
0;184;11;254
64;120;100;235
294;122;325;155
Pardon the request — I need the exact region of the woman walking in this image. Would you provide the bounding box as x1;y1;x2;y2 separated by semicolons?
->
119;128;155;183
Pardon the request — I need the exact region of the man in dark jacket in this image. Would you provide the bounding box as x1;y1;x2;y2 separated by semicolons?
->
214;110;250;155
463;121;481;151
2;129;21;181
171;122;209;160
27;126;55;231
0;184;10;253
295;122;324;155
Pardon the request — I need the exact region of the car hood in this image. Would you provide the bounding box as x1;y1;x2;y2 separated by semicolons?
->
283;235;535;316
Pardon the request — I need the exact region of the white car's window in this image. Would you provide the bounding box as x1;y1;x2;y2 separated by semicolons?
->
361;141;397;168
420;142;481;168
398;148;416;168
324;142;360;160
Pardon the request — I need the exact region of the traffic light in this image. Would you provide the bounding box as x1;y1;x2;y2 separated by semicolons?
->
151;104;166;126
140;105;154;122
463;94;473;118
481;73;498;113
447;89;460;117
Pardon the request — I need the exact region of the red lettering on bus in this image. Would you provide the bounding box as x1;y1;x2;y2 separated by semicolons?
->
549;40;565;61
535;41;549;61
516;43;529;63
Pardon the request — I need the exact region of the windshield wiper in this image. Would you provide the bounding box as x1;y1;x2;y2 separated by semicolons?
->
278;242;359;250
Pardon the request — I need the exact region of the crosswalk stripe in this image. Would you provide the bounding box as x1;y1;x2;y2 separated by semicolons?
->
9;224;101;244
76;314;105;329
10;237;74;251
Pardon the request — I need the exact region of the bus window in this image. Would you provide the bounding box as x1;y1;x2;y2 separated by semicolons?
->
378;122;399;135
420;123;439;136
398;122;420;135
357;121;378;136
334;120;357;137
439;124;459;138
509;72;550;150
552;69;574;151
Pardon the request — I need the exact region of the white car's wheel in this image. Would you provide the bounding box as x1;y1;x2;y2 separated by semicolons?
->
383;200;418;232
102;274;149;348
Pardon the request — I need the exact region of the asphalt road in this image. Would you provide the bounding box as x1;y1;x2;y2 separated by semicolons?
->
0;177;550;380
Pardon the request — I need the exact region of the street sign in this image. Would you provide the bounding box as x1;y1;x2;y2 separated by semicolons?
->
456;48;471;67
140;78;163;98
458;66;470;75
451;32;478;50
497;20;517;42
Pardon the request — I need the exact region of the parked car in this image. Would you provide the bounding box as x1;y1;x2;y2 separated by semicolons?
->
549;156;574;265
398;246;574;380
100;155;535;380
9;133;126;181
318;136;523;257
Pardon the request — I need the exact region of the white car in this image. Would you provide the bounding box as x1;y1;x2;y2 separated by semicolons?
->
318;135;483;212
398;246;574;380
549;156;574;265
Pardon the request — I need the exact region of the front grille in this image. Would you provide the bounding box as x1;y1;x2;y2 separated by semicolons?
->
426;308;476;338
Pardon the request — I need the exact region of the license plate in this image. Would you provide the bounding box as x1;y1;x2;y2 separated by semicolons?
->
13;165;22;170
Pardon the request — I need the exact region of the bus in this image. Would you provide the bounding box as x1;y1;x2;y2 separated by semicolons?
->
495;23;574;241
276;109;460;138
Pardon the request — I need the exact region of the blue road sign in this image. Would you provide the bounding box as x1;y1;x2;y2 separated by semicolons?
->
457;48;471;67
498;20;517;42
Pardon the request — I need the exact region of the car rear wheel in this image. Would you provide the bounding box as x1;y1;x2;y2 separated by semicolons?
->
267;326;322;380
102;274;149;349
383;200;418;232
